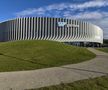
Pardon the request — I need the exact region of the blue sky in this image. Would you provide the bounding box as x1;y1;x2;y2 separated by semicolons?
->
0;0;108;38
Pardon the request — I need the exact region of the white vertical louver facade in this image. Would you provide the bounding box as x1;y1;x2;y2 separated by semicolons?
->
0;17;103;43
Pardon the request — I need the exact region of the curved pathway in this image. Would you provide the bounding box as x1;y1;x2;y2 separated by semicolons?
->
0;48;108;90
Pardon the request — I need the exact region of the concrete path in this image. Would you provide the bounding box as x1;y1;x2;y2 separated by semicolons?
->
0;48;108;90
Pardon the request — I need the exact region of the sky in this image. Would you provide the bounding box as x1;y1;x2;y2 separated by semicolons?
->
0;0;108;39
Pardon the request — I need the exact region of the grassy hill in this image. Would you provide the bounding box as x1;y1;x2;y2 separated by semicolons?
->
97;48;108;53
31;75;108;90
0;40;95;72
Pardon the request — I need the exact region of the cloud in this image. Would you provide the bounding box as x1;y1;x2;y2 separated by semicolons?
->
74;0;108;10
16;8;45;17
64;11;108;20
15;0;108;17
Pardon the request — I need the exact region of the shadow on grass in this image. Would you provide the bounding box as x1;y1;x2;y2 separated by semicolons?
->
0;53;53;67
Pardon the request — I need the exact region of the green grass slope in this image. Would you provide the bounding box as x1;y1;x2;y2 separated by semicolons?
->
31;75;108;90
0;40;95;72
97;48;108;53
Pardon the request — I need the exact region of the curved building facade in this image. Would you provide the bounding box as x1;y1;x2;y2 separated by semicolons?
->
0;17;103;44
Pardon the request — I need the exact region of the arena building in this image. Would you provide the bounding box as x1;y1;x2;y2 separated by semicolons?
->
0;17;103;46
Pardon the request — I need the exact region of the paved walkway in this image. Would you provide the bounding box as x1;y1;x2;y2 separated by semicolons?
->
0;48;108;90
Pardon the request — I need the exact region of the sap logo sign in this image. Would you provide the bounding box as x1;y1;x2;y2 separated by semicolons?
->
58;22;67;27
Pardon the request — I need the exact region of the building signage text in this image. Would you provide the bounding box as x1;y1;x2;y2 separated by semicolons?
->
57;22;79;27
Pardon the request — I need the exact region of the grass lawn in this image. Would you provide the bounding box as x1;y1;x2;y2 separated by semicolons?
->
97;48;108;53
29;75;108;90
0;40;95;72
